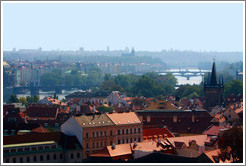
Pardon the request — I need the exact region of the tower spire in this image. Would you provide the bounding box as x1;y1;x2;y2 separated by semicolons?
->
210;61;218;86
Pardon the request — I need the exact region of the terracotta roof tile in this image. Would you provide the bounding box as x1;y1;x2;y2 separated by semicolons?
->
106;112;141;125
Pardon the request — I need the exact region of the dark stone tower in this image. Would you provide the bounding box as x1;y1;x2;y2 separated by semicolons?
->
204;61;224;109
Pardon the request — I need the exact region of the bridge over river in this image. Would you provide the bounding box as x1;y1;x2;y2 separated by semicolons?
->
158;69;210;80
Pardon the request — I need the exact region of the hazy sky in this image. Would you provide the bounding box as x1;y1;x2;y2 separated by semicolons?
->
3;2;244;52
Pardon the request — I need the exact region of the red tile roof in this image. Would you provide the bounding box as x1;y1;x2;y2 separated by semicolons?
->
143;127;174;138
31;126;50;133
203;125;230;136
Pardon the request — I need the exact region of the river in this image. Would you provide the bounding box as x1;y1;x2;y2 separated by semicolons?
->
4;68;206;102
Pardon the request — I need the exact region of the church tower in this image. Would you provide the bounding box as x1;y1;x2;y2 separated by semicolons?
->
204;61;224;109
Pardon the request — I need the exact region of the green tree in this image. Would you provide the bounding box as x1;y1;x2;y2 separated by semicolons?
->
33;95;40;102
104;73;111;81
19;97;27;105
176;84;203;99
224;80;243;97
97;105;114;113
8;94;19;103
53;92;58;99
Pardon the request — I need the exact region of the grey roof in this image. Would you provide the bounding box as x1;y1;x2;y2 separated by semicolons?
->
75;114;115;128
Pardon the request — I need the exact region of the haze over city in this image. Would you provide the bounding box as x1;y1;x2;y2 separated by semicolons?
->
2;1;244;164
3;2;244;52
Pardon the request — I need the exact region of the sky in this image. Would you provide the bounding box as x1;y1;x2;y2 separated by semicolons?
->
2;2;244;52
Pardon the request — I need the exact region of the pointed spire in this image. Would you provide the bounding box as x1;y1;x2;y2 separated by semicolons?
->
209;61;218;86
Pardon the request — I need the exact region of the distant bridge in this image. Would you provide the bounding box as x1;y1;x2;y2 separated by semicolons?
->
158;69;211;80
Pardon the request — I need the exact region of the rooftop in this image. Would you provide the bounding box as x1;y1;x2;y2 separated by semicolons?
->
3;141;56;148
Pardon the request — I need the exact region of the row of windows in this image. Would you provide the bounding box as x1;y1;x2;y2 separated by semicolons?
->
117;128;141;135
86;130;113;138
5;153;63;163
86;141;109;149
117;137;141;144
4;145;58;153
5;152;82;163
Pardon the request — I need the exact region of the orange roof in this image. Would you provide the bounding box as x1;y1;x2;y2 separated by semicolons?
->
123;97;132;101
91;144;132;157
31;126;49;133
213;114;226;123
106;112;141;125
130;141;163;152
166;135;207;147
203;149;233;163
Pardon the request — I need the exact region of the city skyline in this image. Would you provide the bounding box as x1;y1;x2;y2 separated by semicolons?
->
2;2;244;52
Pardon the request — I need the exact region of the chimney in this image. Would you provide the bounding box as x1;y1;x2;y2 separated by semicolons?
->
198;145;205;155
112;143;116;149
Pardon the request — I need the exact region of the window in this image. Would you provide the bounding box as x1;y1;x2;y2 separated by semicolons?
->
122;129;125;135
118;140;121;144
122;139;125;144
13;158;16;163
33;156;37;162
93;143;95;148
118;130;120;135
92;132;95;138
38;146;43;150
18;148;23;152
130;129;132;134
134;128;136;133
53;154;56;160
104;131;107;136
45;146;49;149
26;157;30;162
96;132;99;137
173;115;177;123
77;153;80;158
4;149;9;153
147;116;151;122
5;159;9;163
47;154;50;160
100;131;103;137
40;155;43;161
130;138;133;143
86;132;89;138
60;153;63;159
8;117;17;122
110;141;113;145
138;128;141;133
134;138;136;141
105;141;107;146
126;139;129;143
31;147;36;151
110;130;113;136
24;147;30;151
138;138;141;142
70;153;74;159
101;142;103;147
126;129;128;134
97;142;99;148
86;143;89;149
20;158;23;163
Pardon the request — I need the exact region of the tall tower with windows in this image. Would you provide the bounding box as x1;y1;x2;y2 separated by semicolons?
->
204;60;224;109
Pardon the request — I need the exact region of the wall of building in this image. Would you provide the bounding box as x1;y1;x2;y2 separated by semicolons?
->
61;117;83;147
